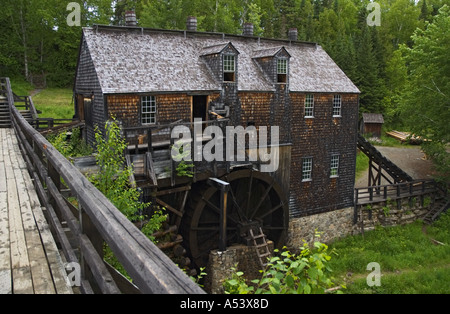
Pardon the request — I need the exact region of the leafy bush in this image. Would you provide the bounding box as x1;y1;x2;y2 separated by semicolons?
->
224;233;342;294
47;127;92;159
88;118;166;233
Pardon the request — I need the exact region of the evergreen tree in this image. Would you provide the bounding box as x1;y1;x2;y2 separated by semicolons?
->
400;5;450;181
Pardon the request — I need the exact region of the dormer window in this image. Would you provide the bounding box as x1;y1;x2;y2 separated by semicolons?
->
253;46;291;85
277;59;288;83
223;54;236;82
201;42;240;84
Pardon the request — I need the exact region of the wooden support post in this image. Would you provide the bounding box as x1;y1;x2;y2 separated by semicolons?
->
208;178;230;252
147;128;153;154
354;189;359;225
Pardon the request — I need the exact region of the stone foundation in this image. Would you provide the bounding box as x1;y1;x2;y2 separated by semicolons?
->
204;242;273;294
287;207;355;249
355;197;432;232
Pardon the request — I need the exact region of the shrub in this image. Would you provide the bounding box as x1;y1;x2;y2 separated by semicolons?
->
224;232;342;294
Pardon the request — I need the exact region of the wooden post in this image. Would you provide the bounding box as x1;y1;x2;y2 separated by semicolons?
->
147;127;153;154
354;189;359;225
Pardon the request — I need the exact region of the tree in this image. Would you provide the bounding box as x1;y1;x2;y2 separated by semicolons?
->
353;6;386;114
400;5;450;182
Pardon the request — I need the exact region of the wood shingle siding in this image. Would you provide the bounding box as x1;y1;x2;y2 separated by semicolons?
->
74;24;360;218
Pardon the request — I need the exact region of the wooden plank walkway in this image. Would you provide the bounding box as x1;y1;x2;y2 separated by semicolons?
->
0;128;73;294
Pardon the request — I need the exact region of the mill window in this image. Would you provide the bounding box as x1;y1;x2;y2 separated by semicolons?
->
302;157;313;182
333;95;342;117
223;54;236;82
141;96;157;125
305;94;314;118
330;154;340;178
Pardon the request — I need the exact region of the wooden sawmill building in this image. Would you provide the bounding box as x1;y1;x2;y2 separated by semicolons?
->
73;17;360;265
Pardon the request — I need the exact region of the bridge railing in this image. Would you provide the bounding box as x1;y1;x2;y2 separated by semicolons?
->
355;180;437;206
2;77;204;294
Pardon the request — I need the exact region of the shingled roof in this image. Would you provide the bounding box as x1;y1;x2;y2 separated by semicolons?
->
362;113;385;124
81;25;360;95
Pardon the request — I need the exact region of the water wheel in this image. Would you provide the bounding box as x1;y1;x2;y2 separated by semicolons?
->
182;169;289;268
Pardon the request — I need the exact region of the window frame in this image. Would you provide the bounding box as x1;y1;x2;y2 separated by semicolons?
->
305;94;314;118
330;154;340;178
223;54;236;82
141;95;157;125
277;58;288;83
333;95;342;117
302;157;313;182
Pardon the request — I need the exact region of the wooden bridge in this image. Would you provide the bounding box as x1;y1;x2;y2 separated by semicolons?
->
0;77;204;294
0;127;72;294
355;134;448;225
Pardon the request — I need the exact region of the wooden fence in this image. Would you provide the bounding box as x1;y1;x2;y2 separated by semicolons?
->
3;77;204;294
354;180;439;224
355;180;437;206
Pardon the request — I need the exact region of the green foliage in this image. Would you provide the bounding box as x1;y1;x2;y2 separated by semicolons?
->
400;5;450;183
47;128;92;159
141;209;168;243
223;266;254;294
224;232;341;294
190;267;207;288
89;119;145;221
88;119;167;232
172;141;194;178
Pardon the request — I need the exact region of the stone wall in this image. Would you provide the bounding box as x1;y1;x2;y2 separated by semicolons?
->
287;207;355;249
204;242;273;294
355;197;432;232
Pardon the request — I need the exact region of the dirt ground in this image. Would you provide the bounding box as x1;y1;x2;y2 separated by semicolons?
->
355;145;437;188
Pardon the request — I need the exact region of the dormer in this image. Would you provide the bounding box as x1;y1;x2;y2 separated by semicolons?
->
201;42;240;83
252;47;291;84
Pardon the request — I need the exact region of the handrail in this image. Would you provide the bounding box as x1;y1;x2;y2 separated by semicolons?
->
2;77;204;294
355;180;437;206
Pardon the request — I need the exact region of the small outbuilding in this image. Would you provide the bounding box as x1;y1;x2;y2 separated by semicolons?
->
360;113;384;138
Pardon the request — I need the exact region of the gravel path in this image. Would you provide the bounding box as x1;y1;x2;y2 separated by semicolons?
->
355;146;436;188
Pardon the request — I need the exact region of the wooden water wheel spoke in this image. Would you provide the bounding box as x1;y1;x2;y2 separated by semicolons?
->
258;203;284;220
245;171;254;213
249;178;276;220
262;226;286;230
202;198;239;224
183;169;289;269
227;184;247;222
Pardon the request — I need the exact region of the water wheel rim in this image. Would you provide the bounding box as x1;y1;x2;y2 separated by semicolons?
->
188;169;289;267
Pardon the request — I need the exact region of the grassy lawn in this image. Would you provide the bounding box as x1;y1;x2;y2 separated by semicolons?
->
10;79;74;120
355;152;369;180
32;88;74;120
328;212;450;294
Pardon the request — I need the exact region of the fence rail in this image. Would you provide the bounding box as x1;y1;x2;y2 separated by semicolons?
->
2;77;204;294
355;180;437;206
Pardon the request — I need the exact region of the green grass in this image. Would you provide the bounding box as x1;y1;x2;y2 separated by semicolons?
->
9;78;74;120
32;88;74;120
328;212;450;294
10;78;35;96
355;152;370;179
344;267;450;294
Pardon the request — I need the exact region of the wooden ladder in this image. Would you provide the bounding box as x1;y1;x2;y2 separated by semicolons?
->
249;228;271;268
